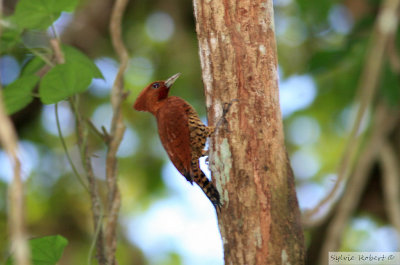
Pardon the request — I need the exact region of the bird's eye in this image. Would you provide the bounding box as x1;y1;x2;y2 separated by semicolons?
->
152;83;160;89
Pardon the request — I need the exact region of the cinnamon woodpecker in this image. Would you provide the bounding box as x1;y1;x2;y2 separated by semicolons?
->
133;73;221;210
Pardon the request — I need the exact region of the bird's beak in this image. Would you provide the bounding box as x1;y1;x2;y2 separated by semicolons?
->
165;73;181;88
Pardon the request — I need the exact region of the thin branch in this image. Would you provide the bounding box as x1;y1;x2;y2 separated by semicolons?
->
85;118;110;143
49;38;65;64
69;96;107;265
380;141;400;233
0;93;31;265
317;103;399;265
104;0;129;263
87;208;104;265
303;0;400;224
0;3;30;263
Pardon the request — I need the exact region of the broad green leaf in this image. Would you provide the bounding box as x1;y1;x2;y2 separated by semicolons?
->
62;45;103;79
39;46;103;104
30;235;68;265
21;57;47;76
39;62;92;104
13;0;79;30
3;75;40;114
14;0;61;30
6;235;68;265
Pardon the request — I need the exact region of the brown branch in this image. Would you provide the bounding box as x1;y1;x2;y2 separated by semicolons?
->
303;0;400;225
0;94;31;265
0;4;30;264
105;0;129;263
317;103;399;265
49;39;65;64
69;97;107;265
380;141;400;233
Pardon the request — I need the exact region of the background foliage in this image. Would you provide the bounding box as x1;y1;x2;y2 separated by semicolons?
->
0;0;399;264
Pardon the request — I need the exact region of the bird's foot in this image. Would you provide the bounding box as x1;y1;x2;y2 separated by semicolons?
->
215;99;239;133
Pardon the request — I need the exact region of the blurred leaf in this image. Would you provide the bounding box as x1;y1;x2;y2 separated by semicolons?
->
309;49;346;73
13;0;79;30
380;61;400;106
62;45;103;79
163;252;182;265
0;20;23;53
3;75;40;114
52;0;79;12
6;235;68;265
297;0;332;24
349;17;374;38
21;57;47;76
39;62;92;104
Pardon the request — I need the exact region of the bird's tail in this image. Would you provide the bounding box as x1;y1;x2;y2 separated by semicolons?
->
191;161;221;211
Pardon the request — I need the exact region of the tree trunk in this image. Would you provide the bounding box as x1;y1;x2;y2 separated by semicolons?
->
192;0;305;264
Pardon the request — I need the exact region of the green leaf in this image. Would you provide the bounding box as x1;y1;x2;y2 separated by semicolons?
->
53;0;79;12
13;0;79;30
62;45;103;79
30;235;68;265
39;62;92;104
39;46;103;104
21;57;46;76
13;0;60;29
3;75;40;114
6;235;68;265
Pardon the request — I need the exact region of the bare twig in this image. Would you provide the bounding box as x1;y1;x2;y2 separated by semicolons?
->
69;96;107;265
48;2;129;262
0;3;30;263
380;141;400;233
0;94;31;265
88;208;104;265
85;118;110;143
105;0;129;263
49;39;65;64
303;0;400;224
317;103;399;265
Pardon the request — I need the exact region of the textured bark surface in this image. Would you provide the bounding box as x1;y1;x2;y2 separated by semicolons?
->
192;0;305;264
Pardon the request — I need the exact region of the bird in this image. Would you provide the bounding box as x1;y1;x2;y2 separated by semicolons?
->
133;73;221;210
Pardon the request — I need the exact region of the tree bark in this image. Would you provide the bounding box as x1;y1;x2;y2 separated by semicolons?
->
192;0;305;264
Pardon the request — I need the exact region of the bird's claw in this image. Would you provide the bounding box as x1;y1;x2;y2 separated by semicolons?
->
215;99;239;133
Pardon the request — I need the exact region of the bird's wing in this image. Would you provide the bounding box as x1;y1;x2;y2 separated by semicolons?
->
156;98;192;180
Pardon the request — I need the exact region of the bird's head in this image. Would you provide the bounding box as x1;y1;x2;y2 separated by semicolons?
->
133;73;181;113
